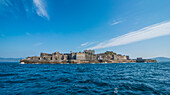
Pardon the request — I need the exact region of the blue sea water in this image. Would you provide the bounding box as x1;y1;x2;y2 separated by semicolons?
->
0;62;169;95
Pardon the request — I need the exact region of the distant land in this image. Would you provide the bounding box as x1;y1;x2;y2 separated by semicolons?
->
0;57;170;63
152;57;170;62
20;50;157;64
0;57;23;62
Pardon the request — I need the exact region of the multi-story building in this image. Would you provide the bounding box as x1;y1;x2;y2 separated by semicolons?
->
76;52;86;60
20;50;156;64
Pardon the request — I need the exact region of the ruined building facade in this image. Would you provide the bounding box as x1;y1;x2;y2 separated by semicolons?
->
20;50;157;64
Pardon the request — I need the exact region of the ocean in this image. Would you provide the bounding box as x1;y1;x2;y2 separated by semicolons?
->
0;62;169;95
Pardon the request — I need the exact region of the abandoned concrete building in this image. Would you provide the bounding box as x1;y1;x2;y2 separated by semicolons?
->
20;50;157;64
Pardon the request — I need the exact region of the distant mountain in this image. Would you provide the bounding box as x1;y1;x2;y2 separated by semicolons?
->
152;57;170;62
0;57;23;62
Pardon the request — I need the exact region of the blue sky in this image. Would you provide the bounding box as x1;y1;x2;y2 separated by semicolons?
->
1;0;170;58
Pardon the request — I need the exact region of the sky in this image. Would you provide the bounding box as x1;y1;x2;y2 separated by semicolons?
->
0;0;170;58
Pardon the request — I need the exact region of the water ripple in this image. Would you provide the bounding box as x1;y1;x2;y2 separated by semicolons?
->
0;62;169;94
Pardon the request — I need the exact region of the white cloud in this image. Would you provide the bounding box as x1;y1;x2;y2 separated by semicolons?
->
33;0;49;20
81;42;89;46
0;0;19;16
89;21;170;50
81;41;99;47
34;42;43;47
111;21;121;26
0;0;49;19
0;0;12;7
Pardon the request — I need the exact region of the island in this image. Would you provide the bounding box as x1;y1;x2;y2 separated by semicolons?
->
20;50;157;64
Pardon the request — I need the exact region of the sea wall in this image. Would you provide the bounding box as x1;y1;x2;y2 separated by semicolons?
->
20;59;156;64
